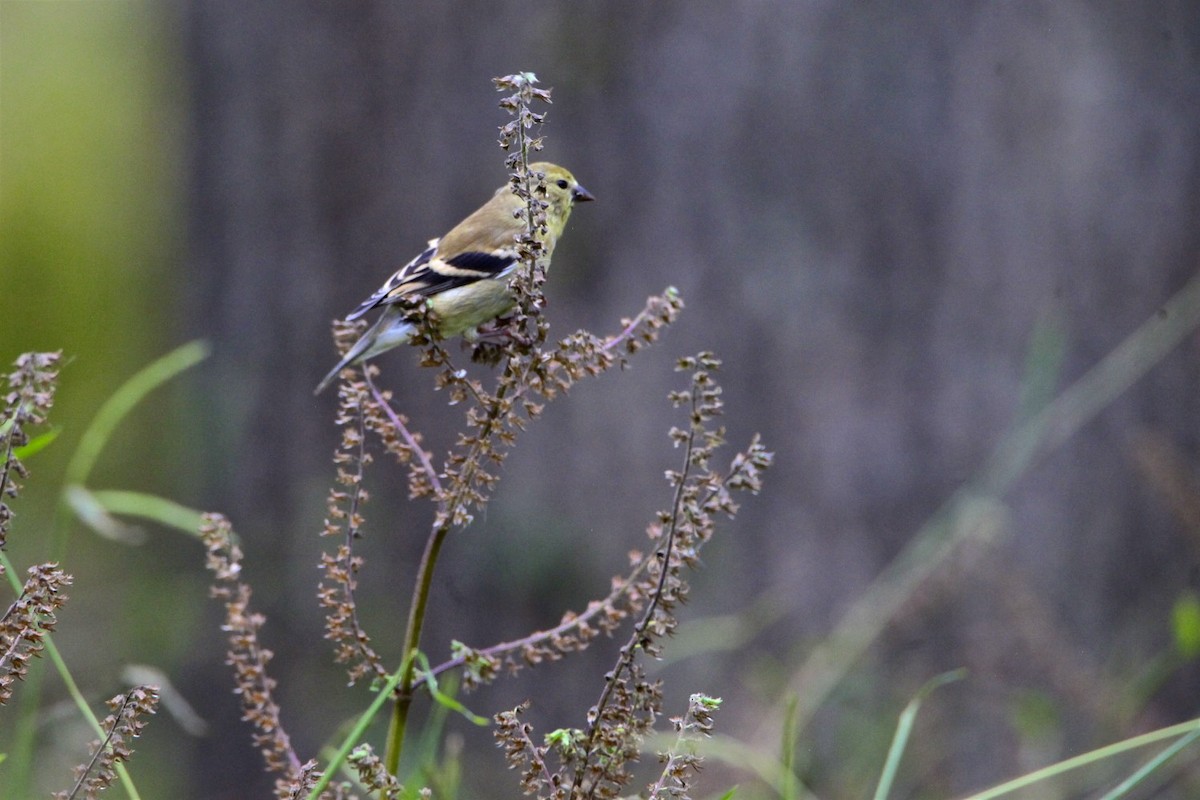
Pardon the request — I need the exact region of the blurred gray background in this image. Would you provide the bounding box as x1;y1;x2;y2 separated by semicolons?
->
3;2;1199;798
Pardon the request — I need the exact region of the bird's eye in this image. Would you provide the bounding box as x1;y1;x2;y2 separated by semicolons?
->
556;179;569;189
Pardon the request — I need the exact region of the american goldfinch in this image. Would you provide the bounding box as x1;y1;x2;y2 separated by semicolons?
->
315;163;593;395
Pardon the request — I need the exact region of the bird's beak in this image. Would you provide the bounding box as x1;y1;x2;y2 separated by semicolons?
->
572;185;595;203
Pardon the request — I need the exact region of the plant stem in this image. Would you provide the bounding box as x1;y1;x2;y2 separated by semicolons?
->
571;382;700;799
383;519;451;776
398;414;445;496
384;84;544;773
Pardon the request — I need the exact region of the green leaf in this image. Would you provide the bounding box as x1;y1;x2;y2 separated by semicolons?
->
307;658;411;800
1172;592;1200;658
1011;690;1060;741
1016;312;1067;422
414;652;488;726
91;489;206;536
52;340;209;560
546;728;576;749
961;717;1200;800
1096;726;1200;800
65;485;209;543
873;669;966;800
65;484;145;544
62;340;209;490
12;426;60;459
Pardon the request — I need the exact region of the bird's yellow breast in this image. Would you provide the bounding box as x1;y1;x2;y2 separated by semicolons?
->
426;274;517;338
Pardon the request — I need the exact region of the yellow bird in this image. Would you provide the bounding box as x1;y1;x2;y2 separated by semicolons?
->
315;163;593;394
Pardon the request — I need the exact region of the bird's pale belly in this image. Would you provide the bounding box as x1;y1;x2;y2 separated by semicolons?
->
430;277;517;338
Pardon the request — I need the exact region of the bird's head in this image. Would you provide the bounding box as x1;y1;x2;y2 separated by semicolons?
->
530;162;593;241
532;162;594;205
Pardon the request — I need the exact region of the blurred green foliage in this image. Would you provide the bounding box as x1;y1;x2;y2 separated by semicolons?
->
1173;593;1200;660
1;3;188;795
1;0;182;505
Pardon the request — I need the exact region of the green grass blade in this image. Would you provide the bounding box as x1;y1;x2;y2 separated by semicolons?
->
1014;311;1067;423
307;652;419;799
415;652;488;726
90;488;207;536
12;426;60;459
661;732;815;800
6;342;209;798
762;273;1200;744
1095;726;1200;800
64;484;146;544
873;669;966;800
780;695;799;800
0;549;143;800
62;340;209;486
960;716;1200;800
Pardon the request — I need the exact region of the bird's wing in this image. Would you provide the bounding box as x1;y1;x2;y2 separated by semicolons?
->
345;188;525;321
343;240;518;322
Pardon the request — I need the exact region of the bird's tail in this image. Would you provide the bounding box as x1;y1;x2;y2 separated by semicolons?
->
314;307;415;395
314;341;366;395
